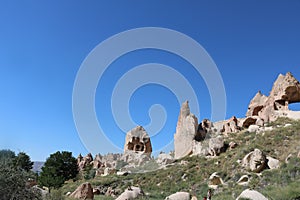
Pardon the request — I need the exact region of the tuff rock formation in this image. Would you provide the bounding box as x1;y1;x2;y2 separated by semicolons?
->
246;72;300;123
221;116;241;135
165;192;191;200
174;101;198;159
124;126;152;155
236;189;268;200
116;186;144;200
69;182;94;200
174;101;225;159
242;149;267;173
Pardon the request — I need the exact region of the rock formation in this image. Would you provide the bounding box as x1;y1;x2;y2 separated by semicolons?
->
174;101;199;159
165;192;190;200
124;126;152;155
116;186;144;200
242;149;267;173
236;189;268;200
69;182;94;200
221;116;241;135
246;72;300;123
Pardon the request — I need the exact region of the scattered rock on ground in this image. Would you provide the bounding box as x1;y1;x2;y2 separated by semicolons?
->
116;186;144;200
69;182;94;200
165;192;190;200
267;156;280;169
242;149;267;173
236;189;268;200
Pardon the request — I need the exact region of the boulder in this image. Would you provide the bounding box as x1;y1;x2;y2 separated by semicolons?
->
248;125;260;133
267;156;280;169
208;136;226;156
116;186;144;200
221;116;241;135
229;141;238;149
242;149;267;173
236;189;268;200
208;172;224;189
174;101;198;159
124;126;152;155
165;192;190;200
69;182;94;200
246;91;268;117
157;153;174;165
237;175;250;186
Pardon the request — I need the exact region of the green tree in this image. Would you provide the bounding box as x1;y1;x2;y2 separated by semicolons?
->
14;152;34;172
39;151;78;189
0;149;41;200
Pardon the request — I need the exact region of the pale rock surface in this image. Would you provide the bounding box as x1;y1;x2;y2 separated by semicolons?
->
157;153;174;165
246;72;300;122
116;186;144;200
236;189;268;200
237;175;250;186
69;182;94;200
242;149;267;173
208;172;224;189
221;116;241;135
124;126;152;155
165;192;190;200
174;101;198;159
248;125;260;133
267;156;280;169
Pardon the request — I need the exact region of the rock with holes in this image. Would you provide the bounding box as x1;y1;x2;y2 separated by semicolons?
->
208;172;224;189
237;175;250;186
124;126;152;155
69;182;94;200
242;149;267;173
221;116;241;135
165;192;190;200
174;101;199;159
246;72;300;122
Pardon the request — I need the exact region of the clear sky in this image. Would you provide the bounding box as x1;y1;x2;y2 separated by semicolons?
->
1;1;300;161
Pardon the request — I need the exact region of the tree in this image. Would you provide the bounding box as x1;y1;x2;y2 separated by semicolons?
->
39;151;78;189
14;152;34;172
0;149;41;200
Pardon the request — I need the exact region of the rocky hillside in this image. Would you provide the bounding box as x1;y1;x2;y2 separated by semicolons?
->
60;117;300;200
55;72;300;200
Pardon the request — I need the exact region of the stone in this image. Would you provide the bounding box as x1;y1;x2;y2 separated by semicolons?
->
157;153;174;165
236;189;268;200
246;91;268;117
242;149;267;173
191;196;198;200
116;186;144;200
208;172;224;189
248;125;260;133
208;136;225;156
101;167;116;176
229;142;238;149
165;192;190;200
237;175;250;186
246;72;300;122
267;156;280;169
124;126;152;155
174;101;198;159
117;171;131;176
221;116;241;135
195;119;213;141
298;151;300;158
69;182;94;200
121;151;151;166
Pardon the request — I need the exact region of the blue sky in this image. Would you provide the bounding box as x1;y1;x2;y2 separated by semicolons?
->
1;1;300;161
